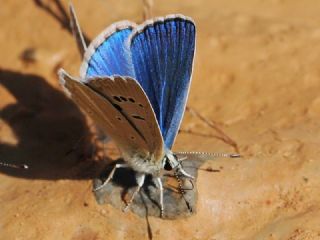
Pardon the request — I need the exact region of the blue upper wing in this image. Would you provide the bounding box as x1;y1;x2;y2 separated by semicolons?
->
129;15;196;148
80;21;136;79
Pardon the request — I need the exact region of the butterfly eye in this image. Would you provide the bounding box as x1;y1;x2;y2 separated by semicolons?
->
164;159;173;171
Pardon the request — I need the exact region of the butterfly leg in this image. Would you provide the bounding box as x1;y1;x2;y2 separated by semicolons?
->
177;165;195;179
93;163;129;191
123;173;146;212
156;177;164;218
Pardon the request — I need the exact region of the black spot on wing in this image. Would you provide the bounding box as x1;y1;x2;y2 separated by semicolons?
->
120;96;127;101
113;103;122;111
132;115;145;120
113;96;121;102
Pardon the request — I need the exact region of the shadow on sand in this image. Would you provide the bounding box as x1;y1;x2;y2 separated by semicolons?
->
0;69;106;180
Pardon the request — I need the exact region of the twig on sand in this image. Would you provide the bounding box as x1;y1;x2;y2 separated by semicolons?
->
183;106;239;152
34;0;90;44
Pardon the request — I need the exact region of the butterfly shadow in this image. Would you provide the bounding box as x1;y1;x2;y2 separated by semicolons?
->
0;69;103;180
93;158;205;219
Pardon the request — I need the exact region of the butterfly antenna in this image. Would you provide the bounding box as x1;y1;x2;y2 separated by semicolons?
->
176;152;241;162
174;170;193;213
0;162;28;169
69;2;87;56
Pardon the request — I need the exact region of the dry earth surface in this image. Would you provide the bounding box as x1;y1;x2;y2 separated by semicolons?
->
1;0;320;239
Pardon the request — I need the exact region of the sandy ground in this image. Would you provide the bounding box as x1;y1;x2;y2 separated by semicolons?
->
1;0;320;239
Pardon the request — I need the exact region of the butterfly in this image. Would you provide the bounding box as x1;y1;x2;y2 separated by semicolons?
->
58;4;239;217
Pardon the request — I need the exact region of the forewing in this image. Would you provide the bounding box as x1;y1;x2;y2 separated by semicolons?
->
59;69;164;160
80;21;136;79
59;69;149;157
129;15;196;148
87;76;164;160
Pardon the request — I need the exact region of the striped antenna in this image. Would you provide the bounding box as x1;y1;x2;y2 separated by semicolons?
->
175;152;241;162
0;162;28;169
174;170;193;213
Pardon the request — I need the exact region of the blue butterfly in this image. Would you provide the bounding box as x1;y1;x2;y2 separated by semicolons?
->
59;4;239;217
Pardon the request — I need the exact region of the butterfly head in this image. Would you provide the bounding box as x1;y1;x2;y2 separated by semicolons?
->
163;151;179;171
162;150;194;179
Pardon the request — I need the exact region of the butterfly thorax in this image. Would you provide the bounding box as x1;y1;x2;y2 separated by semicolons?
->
123;151;164;176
